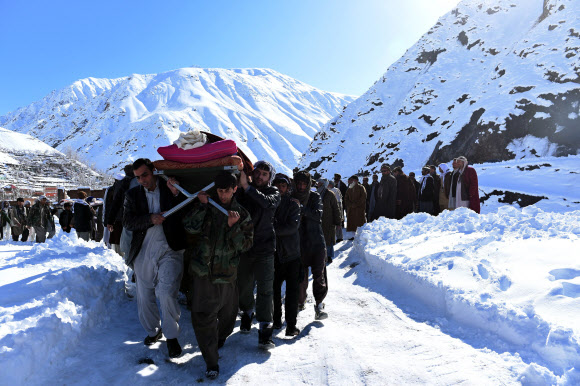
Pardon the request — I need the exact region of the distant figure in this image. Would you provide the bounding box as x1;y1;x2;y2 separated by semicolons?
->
9;198;27;241
370;164;397;220
73;191;95;242
344;175;367;232
24;201;33;241
1;201;11;240
316;178;341;264
27;196;52;243
430;165;442;214
362;176;371;220
59;202;74;233
182;171;253;380
418;167;436;215
368;174;379;221
448;156;480;214
333;173;348;215
327;181;344;242
392;167;416;219
408;172;420;212
438;164;452;212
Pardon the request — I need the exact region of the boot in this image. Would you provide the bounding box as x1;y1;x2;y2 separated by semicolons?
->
240;311;254;333
314;303;328;320
205;365;219;380
143;329;163;346
166;338;182;358
285;325;300;337
258;323;275;350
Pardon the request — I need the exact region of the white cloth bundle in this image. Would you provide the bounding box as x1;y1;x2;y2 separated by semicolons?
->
173;129;207;150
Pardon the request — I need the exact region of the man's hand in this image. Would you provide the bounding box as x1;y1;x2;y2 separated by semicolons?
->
239;171;250;190
227;211;240;227
167;177;180;196
198;191;209;204
107;224;114;232
151;213;166;225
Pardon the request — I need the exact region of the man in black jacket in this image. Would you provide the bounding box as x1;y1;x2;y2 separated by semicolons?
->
293;171;328;321
59;202;73;233
272;173;301;337
73;191;95;242
122;158;187;359
418;166;436;215
236;160;281;349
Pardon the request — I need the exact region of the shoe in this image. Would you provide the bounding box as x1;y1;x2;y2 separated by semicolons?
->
205;366;219;380
166;338;182;358
314;303;328;320
326;257;333;265
218;338;226;349
273;320;282;330
285;326;300;337
336;238;343;243
258;323;275;350
298;303;305;312
240;312;254;333
143;329;163;346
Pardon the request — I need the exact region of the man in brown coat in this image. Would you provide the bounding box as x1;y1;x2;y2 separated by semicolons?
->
316;178;342;264
392;167;416;220
344;175;367;232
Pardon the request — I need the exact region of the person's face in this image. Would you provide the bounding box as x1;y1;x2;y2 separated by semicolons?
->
296;181;308;194
430;167;436;174
316;181;324;189
452;159;458;169
363;178;368;184
17;201;24;208
253;168;270;188
40;198;47;206
422;169;429;176
217;186;237;205
274;182;288;195
372;175;378;182
381;169;389;176
134;165;157;191
348;178;354;185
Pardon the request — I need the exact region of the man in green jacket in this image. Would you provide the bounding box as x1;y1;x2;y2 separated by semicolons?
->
183;171;253;380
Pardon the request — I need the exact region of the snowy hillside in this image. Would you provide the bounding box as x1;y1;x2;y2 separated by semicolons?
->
0;127;107;191
300;0;580;177
0;68;355;174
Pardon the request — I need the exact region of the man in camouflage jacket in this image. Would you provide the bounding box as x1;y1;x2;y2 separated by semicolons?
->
27;196;52;243
182;171;253;380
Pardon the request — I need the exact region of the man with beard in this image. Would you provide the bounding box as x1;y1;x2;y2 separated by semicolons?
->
316;178;341;264
370;164;397;220
344;175;367;233
418;167;436;214
182;171;253;380
438;163;452;212
293;171;328;320
123;158;187;359
272;173;301;337
448;156;480;214
236;161;281;349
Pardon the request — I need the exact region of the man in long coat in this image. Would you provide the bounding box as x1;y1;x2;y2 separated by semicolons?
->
344;175;366;232
370;164;397;220
392;167;416;219
316;179;341;263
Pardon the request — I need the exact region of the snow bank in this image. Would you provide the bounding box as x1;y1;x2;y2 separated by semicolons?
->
356;206;580;376
0;232;127;384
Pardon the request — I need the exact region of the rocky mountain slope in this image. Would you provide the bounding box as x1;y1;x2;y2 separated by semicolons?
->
0;68;354;174
299;0;579;177
0;127;107;191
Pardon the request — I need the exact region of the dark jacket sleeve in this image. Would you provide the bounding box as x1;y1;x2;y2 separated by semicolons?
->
274;199;301;237
301;193;322;223
122;189;152;232
245;185;281;210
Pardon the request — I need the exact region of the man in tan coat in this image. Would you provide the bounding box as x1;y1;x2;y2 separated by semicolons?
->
344;175;367;232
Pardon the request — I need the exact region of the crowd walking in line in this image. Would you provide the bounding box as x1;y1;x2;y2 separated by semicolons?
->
0;153;479;380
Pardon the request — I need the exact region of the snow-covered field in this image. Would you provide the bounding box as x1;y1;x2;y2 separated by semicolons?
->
1;199;578;384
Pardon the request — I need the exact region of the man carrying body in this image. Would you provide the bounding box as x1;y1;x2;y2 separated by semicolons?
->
183;171;253;380
236;161;281;349
123;158;187;358
293;171;328;320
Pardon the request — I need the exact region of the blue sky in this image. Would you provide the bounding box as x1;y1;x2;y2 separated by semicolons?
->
0;0;459;116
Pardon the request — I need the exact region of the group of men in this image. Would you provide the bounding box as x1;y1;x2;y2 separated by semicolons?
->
311;156;481;262
1;197;57;242
120;158;330;380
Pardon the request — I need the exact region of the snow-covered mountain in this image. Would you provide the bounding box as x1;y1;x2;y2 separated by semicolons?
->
0;127;107;190
0;68;355;174
300;0;580;177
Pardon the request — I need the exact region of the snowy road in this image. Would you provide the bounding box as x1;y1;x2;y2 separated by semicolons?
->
3;237;526;385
